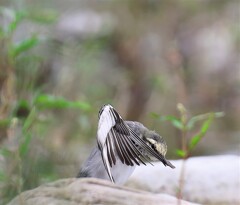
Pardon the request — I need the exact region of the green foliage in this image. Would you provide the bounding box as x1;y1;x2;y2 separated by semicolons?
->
0;6;89;204
152;103;224;158
10;36;40;58
10;94;91;158
0;94;91;204
154;104;224;200
186;112;224;130
175;149;186;158
34;95;91;111
0;7;26;35
160;115;183;130
0;7;57;36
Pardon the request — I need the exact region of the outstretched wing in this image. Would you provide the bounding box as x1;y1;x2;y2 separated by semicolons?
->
97;105;148;182
97;104;171;183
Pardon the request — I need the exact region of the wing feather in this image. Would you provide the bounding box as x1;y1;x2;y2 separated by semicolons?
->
111;130;134;166
110;120;154;166
110;129;125;164
106;137;116;167
97;104;171;183
116;132;142;166
101;144;115;183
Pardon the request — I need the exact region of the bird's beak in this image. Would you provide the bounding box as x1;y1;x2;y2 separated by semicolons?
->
156;154;175;169
164;159;175;169
151;152;175;169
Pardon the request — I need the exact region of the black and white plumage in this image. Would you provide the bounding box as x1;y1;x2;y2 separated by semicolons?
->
77;104;175;185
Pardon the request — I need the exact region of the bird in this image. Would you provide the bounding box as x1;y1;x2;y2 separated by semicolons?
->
77;104;175;185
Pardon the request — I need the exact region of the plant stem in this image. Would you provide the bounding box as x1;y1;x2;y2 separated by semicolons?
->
177;113;188;204
181;129;187;158
178;130;187;204
177;159;186;205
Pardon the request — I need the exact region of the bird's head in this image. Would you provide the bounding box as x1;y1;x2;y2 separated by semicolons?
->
143;130;175;168
142;129;175;168
126;121;175;168
143;130;167;157
126;121;167;156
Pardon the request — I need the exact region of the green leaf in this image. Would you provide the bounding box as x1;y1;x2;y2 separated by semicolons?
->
7;11;26;34
160;115;184;130
175;149;187;158
16;100;29;109
0;8;26;34
34;94;91;111
189;134;201;150
0;8;24;34
171;120;184;130
73;101;91;111
187;112;224;130
189;113;215;150
160;115;179;121
10;36;40;57
152;113;184;130
201;118;211;132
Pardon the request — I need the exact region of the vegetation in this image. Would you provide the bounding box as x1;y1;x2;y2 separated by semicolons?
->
0;7;91;204
152;104;224;201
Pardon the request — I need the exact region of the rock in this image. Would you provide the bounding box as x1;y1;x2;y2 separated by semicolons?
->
55;10;115;41
7;178;199;205
127;155;240;205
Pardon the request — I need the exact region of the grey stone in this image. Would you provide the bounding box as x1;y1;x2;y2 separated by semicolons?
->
127;155;240;205
8;178;199;205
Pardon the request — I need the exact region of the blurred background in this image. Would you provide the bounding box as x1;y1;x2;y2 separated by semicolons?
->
0;0;239;204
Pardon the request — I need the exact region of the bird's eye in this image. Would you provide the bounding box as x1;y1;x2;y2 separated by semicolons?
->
151;144;156;149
